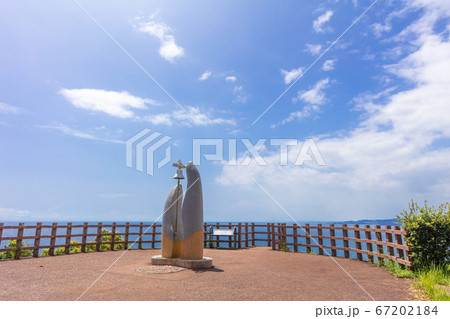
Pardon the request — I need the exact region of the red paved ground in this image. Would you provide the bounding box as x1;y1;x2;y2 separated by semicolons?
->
0;247;413;301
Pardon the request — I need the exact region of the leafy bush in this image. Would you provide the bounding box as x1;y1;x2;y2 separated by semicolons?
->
40;230;128;256
397;200;450;269
0;240;33;259
96;229;127;251
41;240;83;256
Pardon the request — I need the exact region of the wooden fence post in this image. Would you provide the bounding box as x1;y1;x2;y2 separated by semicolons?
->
305;223;311;253
138;222;143;249
277;223;281;249
293;224;298;252
15;223;24;259
203;223;207;248
394;226;405;264
318;224;323;255
96;222;103;252
65;222;72;254
33;222;42;257
330;224;336;257
375;225;384;265
245;223;249;248
48;223;57;256
216;222;220;248
228;222;233;248
342;224;349;258
271;223;276;250
151;223;156;249
237;223;242;249
125;222;130;249
81;223;88;253
385;225;395;260
267;223;271;247
365;225;374;263
354;224;362;261
111;222;116;251
251;223;255;247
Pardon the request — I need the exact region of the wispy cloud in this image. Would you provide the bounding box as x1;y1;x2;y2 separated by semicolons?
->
281;67;303;85
313;10;334;33
172;106;237;126
141;107;237;127
0;207;30;217
274;105;320;127
294;78;329;104
225;76;237;82
199;70;211;81
322;59;337;71
233;85;248;104
60;88;158;119
0;102;23;114
40;124;124;144
305;43;322;55
134;18;184;63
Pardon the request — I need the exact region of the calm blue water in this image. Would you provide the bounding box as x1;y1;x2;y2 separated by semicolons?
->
0;220;401;261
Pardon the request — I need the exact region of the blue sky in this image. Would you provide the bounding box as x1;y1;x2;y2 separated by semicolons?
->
1;0;450;222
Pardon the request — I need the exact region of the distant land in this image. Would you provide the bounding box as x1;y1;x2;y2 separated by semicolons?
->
336;218;399;225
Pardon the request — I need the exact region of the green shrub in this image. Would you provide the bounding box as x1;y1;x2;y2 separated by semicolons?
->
41;240;83;256
96;229;127;251
40;230;128;256
0;240;33;259
397;200;450;269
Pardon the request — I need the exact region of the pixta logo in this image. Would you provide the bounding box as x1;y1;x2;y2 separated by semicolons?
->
126;129;172;175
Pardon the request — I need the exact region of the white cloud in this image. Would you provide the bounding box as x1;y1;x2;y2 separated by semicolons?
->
135;19;184;63
140;107;237;127
0;207;30;218
233;85;248;103
217;1;450;220
322;59;336;71
305;43;322;55
313;10;334;33
40;124;124;144
159;36;184;63
0;102;22;114
60;87;235;127
372;22;392;38
141;113;173;126
281;67;303;84
280;105;320;126
199;70;212;81
60;88;156;119
225;76;237;82
294;78;329;104
172;106;237;126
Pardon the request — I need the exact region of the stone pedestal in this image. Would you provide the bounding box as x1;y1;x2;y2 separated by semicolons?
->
151;255;213;269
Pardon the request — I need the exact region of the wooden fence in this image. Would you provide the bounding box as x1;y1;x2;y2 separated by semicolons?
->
0;222;412;268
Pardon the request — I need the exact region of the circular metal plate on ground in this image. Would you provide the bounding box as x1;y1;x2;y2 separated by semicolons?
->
136;265;185;274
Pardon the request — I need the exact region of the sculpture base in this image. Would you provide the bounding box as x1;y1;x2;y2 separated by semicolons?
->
151;255;213;269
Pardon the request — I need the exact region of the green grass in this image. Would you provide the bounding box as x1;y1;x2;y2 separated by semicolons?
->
382;260;415;278
413;264;450;301
381;260;450;301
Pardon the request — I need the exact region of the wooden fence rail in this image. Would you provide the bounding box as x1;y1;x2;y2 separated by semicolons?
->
0;222;412;268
